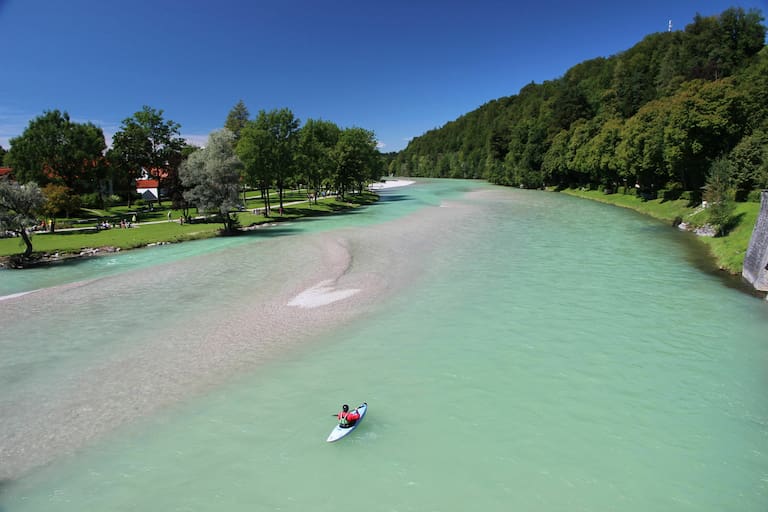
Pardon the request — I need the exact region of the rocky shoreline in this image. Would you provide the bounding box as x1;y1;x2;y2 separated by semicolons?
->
0;246;123;269
0;220;292;269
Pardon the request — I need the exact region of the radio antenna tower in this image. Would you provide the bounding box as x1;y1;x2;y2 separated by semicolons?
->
668;19;672;32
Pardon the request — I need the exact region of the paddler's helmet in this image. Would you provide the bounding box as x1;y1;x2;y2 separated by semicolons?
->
342;404;349;412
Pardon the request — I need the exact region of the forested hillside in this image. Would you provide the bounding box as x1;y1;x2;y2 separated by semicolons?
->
392;7;767;203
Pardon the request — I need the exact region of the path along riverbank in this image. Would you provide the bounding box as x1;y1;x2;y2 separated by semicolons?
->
0;189;396;269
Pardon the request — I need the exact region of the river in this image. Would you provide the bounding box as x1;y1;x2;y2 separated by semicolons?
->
1;179;766;511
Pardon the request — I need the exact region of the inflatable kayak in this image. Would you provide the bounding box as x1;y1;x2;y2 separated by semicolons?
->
327;403;367;442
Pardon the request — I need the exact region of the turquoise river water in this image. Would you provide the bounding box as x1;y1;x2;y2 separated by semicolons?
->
1;179;766;511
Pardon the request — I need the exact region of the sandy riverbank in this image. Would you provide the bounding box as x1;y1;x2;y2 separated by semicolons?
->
368;179;416;190
0;187;476;480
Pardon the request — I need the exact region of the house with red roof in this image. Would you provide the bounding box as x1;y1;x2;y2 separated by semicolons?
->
0;167;13;180
135;168;168;202
136;178;159;201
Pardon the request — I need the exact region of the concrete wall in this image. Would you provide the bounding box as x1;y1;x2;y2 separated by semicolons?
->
742;190;768;292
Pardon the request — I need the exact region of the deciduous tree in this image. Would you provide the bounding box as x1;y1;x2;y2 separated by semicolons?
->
728;130;768;196
179;130;241;233
0;180;45;258
110;106;185;206
40;184;80;232
237;121;273;215
237;108;299;213
615;100;668;194
297;119;340;204
332;127;382;198
662;79;743;191
6;110;106;193
541;129;571;186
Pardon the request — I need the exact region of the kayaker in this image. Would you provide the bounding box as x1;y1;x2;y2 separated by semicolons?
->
337;404;360;428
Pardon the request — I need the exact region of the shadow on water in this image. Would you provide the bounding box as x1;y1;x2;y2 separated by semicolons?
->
648;223;766;299
240;226;303;239
240;201;380;237
0;479;13;511
376;193;412;203
282;205;366;217
272;199;376;221
577;194;765;300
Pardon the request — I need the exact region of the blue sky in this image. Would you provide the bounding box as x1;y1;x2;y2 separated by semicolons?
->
1;0;766;152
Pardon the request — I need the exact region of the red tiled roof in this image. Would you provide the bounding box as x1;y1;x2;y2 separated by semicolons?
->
141;168;169;179
0;167;12;177
136;179;159;188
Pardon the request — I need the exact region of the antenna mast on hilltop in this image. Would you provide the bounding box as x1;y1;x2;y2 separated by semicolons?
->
668;19;672;32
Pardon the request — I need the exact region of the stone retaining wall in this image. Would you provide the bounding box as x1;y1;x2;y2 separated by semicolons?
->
742;190;768;292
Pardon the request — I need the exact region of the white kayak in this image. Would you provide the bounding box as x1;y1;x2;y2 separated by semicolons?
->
327;403;367;442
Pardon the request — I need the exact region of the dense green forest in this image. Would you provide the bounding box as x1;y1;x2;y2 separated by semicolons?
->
391;7;767;204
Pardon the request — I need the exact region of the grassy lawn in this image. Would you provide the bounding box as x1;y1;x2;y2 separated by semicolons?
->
698;201;760;273
557;187;759;274
0;222;219;256
0;192;378;259
52;189;329;228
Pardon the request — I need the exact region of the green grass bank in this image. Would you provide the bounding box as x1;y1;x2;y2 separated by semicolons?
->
0;192;378;263
556;188;759;274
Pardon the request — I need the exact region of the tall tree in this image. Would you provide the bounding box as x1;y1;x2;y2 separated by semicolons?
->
577;117;624;190
296;119;340;204
224;100;250;141
40;184;81;233
683;8;766;80
728;130;768;196
541;129;571;186
237;108;299;213
552;81;593;130
0;180;45;258
224;100;251;203
237;121;273;215
704;158;736;235
615;100;669;194
662;79;743;191
569;119;601;185
0;144;7;165
331;127;382;198
179;130;241;233
110;106;185;206
6;110;106;193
